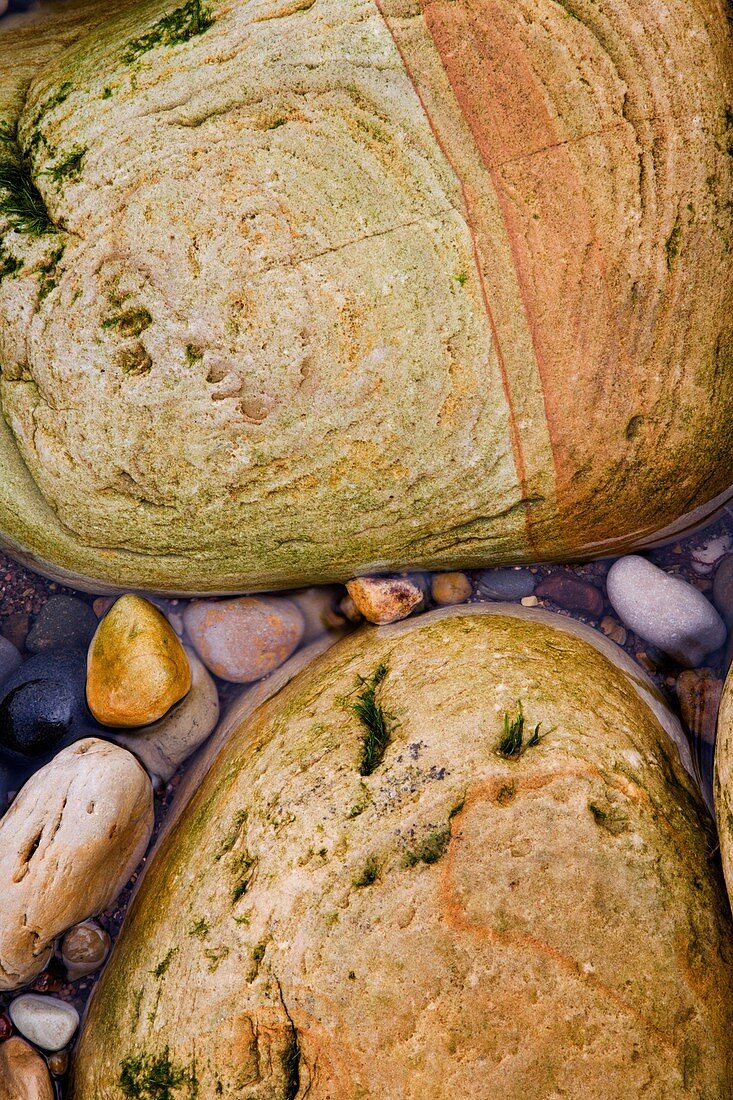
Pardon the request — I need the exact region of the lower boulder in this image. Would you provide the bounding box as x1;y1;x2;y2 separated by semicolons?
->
71;606;733;1098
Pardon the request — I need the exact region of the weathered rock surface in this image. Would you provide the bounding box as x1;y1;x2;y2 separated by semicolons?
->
72;606;732;1099
183;596;304;682
714;668;733;912
607;556;727;666
0;0;731;593
0;738;153;990
8;994;78;1051
26;594;96;654
108;645;219;780
86;595;191;727
0;1037;54;1100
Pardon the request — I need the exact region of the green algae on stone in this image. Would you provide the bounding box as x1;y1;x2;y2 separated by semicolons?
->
46;144;87;187
121;0;214;64
119;1046;197;1100
0;159;55;236
402;825;451;868
102;307;153;338
351;663;394;776
353;853;380;887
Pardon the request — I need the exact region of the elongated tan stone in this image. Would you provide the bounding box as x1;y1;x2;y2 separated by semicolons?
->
71;607;732;1098
86;595;191;727
0;738;153;991
0;1038;53;1100
0;0;730;593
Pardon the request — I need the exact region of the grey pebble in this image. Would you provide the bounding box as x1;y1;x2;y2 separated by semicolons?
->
606;555;726;667
475;568;536;601
0;636;21;687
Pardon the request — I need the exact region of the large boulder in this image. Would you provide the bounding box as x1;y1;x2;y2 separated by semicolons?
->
714;665;733;906
71;606;733;1098
0;0;732;593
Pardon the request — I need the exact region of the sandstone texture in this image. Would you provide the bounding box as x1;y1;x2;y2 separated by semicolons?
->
71;606;733;1099
714;667;733;910
0;1037;54;1100
86;595;191;727
0;0;731;593
345;575;423;623
0;738;153;990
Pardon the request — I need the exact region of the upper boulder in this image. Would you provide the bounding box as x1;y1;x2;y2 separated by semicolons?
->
0;0;731;592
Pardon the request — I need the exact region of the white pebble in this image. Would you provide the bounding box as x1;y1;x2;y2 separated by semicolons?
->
606;555;726;666
9;994;79;1051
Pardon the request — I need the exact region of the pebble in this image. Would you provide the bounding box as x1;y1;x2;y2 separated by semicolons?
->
1;614;29;651
675;669;722;746
475;567;535;601
0;1036;53;1100
520;595;539;607
0;636;21;687
339;594;363;623
8;995;79;1052
0;738;153;990
109;646;219;780
184;596;304;682
600;615;627;646
431;572;473;606
534;573;605;617
607;555;727;666
289;586;344;644
47;1051;69;1077
345;576;423;625
86;595;191;727
691;532;732;575
59;920;110;980
0;1013;10;1041
25;595;97;655
0;649;89;764
713;554;733;627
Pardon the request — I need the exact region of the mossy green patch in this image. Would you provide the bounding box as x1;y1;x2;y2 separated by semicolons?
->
41;81;73;114
351;662;395;776
119;1046;197;1099
353;853;379;887
402;825;451;868
187;917;210;938
495;700;548;760
121;0;214;64
36;243;65;300
0;159;54;236
102;307;153;337
185;343;203;365
231;852;255;903
216;809;247;859
46;145;86;186
150;946;179;979
0;244;21;283
203;944;229;972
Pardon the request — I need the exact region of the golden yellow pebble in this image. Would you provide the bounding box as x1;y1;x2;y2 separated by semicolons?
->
86;595;191;728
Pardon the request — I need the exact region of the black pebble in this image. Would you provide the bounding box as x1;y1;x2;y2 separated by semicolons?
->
0;649;93;765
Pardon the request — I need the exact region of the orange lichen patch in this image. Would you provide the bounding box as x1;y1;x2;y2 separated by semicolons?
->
439;773;675;1046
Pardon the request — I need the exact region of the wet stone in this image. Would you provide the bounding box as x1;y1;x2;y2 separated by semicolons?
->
0;1013;11;1041
607;555;727;666
184;596;305;682
0;1036;53;1100
676;668;722;746
535;573;605;618
0;650;90;764
345;576;423;625
713;555;733;627
47;1051;69;1077
0;637;21;688
475;567;536;601
1;614;29;652
8;995;79;1052
26;595;97;655
59;921;110;980
431;572;473;606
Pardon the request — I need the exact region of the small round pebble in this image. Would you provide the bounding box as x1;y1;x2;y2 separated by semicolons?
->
59;920;110;980
345;576;423;625
0;1012;11;1041
47;1051;69;1077
475;567;535;601
607;555;727;666
0;637;21;688
431;572;472;606
600;615;627;646
0;649;89;764
26;595;97;655
8;994;79;1052
676;668;722;746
